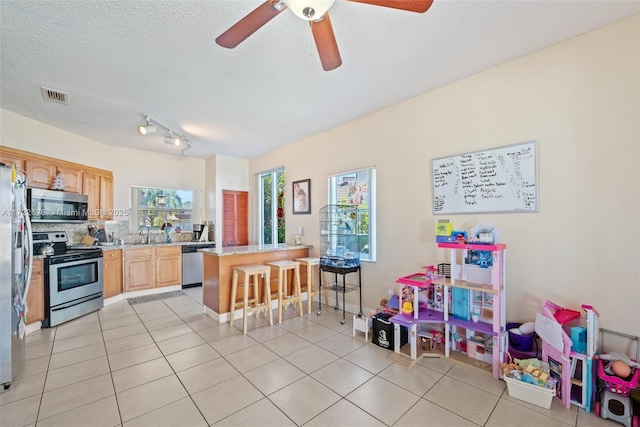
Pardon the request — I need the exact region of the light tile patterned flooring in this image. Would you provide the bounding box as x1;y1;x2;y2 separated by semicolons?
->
0;287;620;426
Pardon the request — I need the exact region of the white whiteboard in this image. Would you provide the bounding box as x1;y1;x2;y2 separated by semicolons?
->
432;141;538;214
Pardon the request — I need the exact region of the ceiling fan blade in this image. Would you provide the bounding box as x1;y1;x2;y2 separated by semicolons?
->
216;1;286;48
310;13;342;71
347;0;433;13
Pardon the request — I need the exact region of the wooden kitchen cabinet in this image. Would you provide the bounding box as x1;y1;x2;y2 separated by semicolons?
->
26;160;83;193
123;246;182;291
57;165;83;194
1;147;114;212
155;246;182;287
123;248;154;292
103;249;123;298
0;151;24;169
26;259;45;325
83;172;114;220
100;175;114;219
25;159;56;189
83;172;101;219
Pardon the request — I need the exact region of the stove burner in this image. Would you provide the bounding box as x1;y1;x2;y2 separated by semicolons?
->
33;231;102;260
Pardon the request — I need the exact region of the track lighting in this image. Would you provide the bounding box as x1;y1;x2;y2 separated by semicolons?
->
137;113;193;153
137;115;156;135
164;131;181;146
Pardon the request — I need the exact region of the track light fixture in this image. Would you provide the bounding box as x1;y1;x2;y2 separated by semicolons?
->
137;113;192;154
137;115;156;135
164;131;181;146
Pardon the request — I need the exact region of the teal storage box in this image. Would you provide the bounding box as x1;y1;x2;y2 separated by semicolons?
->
571;326;587;354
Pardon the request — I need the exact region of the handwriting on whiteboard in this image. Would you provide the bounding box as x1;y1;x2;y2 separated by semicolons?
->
432;141;538;214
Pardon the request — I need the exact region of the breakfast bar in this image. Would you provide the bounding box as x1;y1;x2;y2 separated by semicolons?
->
200;244;310;321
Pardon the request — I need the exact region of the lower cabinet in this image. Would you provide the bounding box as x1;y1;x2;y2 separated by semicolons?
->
103;249;123;298
123;246;182;292
155;246;182;287
27;258;45;325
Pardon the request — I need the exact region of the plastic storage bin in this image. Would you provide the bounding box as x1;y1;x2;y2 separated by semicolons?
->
504;375;556;409
507;322;535;352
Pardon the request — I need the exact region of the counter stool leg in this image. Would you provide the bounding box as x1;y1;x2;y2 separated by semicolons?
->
277;268;284;324
294;264;303;317
242;274;250;334
264;270;273;326
229;270;238;327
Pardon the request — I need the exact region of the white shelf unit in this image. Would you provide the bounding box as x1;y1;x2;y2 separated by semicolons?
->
436;242;507;379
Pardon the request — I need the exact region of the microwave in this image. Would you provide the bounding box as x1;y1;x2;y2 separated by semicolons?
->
27;188;89;222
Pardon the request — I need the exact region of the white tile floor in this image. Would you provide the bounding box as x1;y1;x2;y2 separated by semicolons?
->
0;287;622;426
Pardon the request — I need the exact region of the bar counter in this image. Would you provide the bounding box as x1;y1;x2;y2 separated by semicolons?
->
200;244;310;321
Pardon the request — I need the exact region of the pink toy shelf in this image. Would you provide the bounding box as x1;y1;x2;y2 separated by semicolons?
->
536;300;599;411
389;243;508;379
390;269;446;358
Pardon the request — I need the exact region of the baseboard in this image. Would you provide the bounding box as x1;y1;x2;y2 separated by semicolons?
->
25;321;41;335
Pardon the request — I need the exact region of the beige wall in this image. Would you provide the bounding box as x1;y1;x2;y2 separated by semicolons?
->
250;15;640;337
204;155;250;246
0;109;206;220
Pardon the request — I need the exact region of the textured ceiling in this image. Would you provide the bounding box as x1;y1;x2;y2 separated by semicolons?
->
1;1;638;159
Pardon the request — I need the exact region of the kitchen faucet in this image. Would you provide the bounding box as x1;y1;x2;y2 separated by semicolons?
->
139;226;151;244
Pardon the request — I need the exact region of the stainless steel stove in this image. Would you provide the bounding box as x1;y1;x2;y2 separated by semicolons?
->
33;232;104;327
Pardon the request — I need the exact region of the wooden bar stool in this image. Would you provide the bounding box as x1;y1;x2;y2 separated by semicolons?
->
229;264;273;334
295;257;328;315
266;260;303;323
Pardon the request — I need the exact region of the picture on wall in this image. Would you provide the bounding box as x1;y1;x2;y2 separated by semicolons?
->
292;179;311;214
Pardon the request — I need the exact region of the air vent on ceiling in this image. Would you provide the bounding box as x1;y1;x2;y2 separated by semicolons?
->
41;87;69;105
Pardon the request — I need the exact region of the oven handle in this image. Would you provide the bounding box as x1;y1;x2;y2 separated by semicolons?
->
50;292;103;311
49;256;103;269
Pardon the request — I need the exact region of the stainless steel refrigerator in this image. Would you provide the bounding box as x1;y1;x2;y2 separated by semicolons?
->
0;163;33;390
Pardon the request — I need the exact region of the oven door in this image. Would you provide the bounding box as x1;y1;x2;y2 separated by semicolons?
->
48;257;103;308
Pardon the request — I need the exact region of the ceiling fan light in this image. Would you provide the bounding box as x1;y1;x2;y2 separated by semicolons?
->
285;0;334;21
137;124;156;135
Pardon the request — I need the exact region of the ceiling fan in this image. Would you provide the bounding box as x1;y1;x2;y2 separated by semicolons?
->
216;0;434;71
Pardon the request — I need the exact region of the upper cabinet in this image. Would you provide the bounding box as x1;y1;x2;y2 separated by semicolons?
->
25;159;56;189
83;171;114;220
57;166;83;193
100;175;114;220
25;160;83;193
83;172;101;219
0;147;114;216
0;151;24;169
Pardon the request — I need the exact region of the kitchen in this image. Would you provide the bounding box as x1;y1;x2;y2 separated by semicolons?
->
0;141;224;330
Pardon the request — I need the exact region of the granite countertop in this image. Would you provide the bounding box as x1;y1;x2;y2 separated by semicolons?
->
97;241;216;251
199;243;311;256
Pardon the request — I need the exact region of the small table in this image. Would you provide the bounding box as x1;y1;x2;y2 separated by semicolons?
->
318;263;362;324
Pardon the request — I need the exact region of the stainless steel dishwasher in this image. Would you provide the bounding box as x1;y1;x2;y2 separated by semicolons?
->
182;243;215;288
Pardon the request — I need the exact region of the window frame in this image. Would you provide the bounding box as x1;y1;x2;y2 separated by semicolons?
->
257;168;285;245
129;186;199;234
328;166;376;262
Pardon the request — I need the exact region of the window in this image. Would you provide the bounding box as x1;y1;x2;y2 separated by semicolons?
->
129;186;201;233
258;168;285;244
329;167;376;261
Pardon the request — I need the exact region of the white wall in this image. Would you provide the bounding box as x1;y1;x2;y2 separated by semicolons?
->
204;155;249;246
250;15;640;338
0;109;206;220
